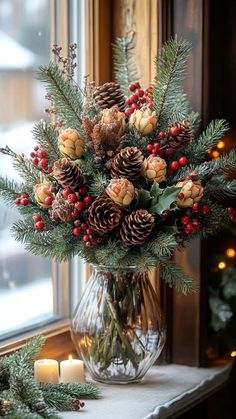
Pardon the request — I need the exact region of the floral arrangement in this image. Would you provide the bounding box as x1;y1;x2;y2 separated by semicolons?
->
0;37;235;294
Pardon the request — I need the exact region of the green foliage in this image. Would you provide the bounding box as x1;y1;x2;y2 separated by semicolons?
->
150;185;180;214
153;38;191;129
146;233;178;258
32;121;61;162
89;172;108;197
185;119;229;162
204;175;236;200
0;176;22;205
112;33;139;96
37;62;83;131
159;259;198;294
200;202;229;238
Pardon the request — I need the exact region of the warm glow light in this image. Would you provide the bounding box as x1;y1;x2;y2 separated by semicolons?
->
218;261;226;270
226;248;235;258
68;355;73;361
217;141;225;149
231;351;236;357
212;150;220;158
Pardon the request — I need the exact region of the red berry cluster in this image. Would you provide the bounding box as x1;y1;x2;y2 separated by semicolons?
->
71;399;85;411
33;214;45;230
169;156;188;172
145;142;163;157
125;82;153;116
226;207;236;223
62;185;92;219
179;203;210;234
169;126;180;137
15;192;29;206
30;146;52;173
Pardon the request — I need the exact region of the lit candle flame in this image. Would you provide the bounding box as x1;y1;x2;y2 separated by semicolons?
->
68;354;73;361
231;351;236;358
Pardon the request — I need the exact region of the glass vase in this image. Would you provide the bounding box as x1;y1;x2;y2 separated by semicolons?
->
71;265;166;384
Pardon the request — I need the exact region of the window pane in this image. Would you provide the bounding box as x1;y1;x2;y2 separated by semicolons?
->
0;0;55;338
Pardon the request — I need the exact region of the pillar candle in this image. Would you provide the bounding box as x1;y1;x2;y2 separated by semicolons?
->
34;359;59;384
60;356;84;383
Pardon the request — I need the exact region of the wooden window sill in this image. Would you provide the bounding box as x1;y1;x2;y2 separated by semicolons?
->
60;363;232;419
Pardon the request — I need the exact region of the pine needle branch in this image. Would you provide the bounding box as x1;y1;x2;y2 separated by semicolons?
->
204;176;236;200
32;121;61;161
153;38;191;128
37;62;83;130
159;259;197;294
112;32;139;96
41;383;100;401
0;176;23;205
146;233;178;258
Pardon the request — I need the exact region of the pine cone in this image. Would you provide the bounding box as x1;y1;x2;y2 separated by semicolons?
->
120;209;154;246
176;179;203;207
106;178;135;206
141;155;167;183
52;158;83;191
111;147;144;180
51;191;74;221
167;120;193;149
93;82;125;111
87;195;122;235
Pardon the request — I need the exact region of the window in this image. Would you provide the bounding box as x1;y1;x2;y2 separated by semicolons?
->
0;0;86;340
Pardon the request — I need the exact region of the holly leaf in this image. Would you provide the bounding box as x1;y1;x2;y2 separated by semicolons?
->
134;188;152;209
150;186;181;215
150;181;163;207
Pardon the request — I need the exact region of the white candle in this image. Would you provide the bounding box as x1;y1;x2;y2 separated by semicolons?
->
60;355;84;383
34;359;59;384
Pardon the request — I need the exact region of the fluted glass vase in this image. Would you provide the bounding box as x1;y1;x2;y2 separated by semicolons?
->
71;265;166;384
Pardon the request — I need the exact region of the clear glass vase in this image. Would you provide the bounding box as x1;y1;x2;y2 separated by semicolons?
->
71;265;166;384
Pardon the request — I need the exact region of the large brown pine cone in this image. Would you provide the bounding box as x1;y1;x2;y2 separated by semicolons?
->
87;195;122;235
52;158;83;191
168;120;193;149
93;82;125;111
120;209;154;246
111;147;144;180
51;191;74;221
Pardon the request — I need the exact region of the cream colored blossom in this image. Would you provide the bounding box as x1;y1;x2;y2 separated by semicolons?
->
106;178;135;206
129;108;157;135
58;128;84;159
141;155;167;183
176;179;203;207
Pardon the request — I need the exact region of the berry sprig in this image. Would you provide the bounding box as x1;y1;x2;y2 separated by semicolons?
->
71;398;85;411
30;146;53;173
125;82;153;116
15;193;29;206
33;214;45;230
179;203;210;234
226;207;236;223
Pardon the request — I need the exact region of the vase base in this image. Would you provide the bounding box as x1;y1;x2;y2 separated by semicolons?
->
89;375;143;385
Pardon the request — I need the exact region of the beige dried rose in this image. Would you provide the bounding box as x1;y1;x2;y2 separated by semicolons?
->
176;179;204;207
129;108;157;135
58;128;84;159
141;155;167;183
106;178;135;206
34;182;54;208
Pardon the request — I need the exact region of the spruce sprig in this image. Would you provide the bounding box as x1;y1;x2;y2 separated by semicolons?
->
159;259;198;295
0;176;22;205
32;121;61;161
37;62;83;131
153;38;191;129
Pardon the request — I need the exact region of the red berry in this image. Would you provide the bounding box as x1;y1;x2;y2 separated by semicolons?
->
34;220;45;230
153;142;160;151
165;148;174;156
148;101;154;109
38;158;48;169
79;185;88;195
20;197;29;206
231;215;236;223
201;204;210;215
86;228;91;235
137;88;144;97
125;107;133;116
67;193;77;203
81;223;88;230
84;195;92;205
146;144;153;152
178;192;185;200
34;146;39;151
62;188;73;198
33;214;42;222
73;227;81;236
184;224;194;234
152;152;157;157
14;197;21;205
226;207;235;215
179;156;188;166
134;81;141;89
30;151;36;158
44;196;53;206
125;97;133;105
80;402;85;408
74;219;81;227
132;103;140;110
128;82;136;91
37;150;47;159
71;209;79;218
133;92;140;102
192;218;199;226
32;157;39;165
83;234;89;242
169;126;180;136
192;203;200;212
158;131;165;139
180;216;190;225
71;399;78;405
20;192;29;199
170;161;179;170
75;201;84;211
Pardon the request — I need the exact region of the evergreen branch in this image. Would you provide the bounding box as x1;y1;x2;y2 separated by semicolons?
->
89;172;108;196
37;62;83;130
146;233;178;258
0;176;23;205
188;111;201;135
159;259;197;294
204;176;236;200
153;38;191;128
41;383;99;401
32;121;61;161
201;202;229;237
13;154;44;185
112;32;139;96
185;119;229;162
